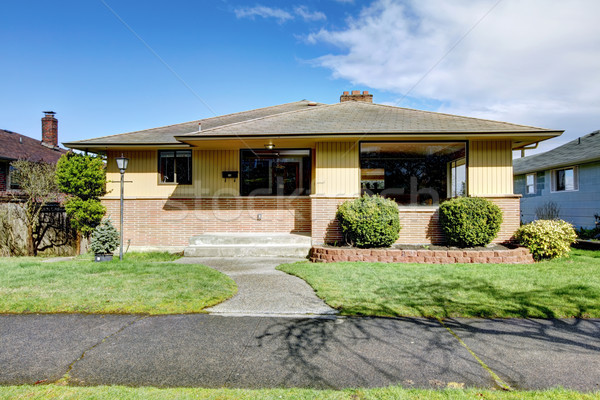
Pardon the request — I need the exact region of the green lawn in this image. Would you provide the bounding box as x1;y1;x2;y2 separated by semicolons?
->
0;253;236;314
0;385;597;400
278;249;600;319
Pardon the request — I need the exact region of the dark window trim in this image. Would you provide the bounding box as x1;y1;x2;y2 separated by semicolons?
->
358;140;469;204
239;148;312;197
157;149;193;185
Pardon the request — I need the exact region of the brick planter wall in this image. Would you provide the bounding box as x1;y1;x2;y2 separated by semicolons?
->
103;197;311;247
310;246;534;264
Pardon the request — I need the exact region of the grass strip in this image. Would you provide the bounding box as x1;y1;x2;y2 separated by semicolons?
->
0;385;598;399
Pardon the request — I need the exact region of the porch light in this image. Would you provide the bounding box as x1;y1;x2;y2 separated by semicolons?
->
115;154;129;261
264;143;275;150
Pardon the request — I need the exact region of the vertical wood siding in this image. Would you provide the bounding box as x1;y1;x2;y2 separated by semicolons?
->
106;150;240;198
315;142;360;196
468;140;513;195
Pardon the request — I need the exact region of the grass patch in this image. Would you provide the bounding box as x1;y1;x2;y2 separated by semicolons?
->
0;256;235;314
0;385;597;399
278;249;600;318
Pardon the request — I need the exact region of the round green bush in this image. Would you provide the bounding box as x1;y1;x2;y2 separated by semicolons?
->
336;195;401;248
438;197;503;247
516;219;577;261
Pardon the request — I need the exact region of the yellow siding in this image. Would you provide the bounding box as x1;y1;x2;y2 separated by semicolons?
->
315;142;360;196
467;140;513;195
105;150;239;198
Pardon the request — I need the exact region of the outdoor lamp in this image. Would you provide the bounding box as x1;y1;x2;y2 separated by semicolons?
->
116;154;129;261
264;143;275;150
115;155;129;173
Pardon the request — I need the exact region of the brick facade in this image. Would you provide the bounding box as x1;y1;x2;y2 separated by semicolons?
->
0;162;7;192
103;197;311;247
310;195;521;245
105;195;520;248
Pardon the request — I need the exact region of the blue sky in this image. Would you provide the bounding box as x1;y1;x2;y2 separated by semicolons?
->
1;0;599;155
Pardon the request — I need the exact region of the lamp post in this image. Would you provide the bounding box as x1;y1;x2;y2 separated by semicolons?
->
115;154;129;261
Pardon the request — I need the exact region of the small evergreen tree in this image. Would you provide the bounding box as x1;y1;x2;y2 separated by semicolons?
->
89;219;120;255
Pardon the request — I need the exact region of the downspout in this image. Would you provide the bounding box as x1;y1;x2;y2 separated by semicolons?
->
515;142;539;158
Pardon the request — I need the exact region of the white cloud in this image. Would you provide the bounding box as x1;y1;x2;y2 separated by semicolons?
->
295;6;326;21
234;4;326;24
307;0;600;145
234;5;293;23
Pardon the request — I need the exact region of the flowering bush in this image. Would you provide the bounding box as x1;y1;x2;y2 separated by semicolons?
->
336;195;401;248
516;219;577;261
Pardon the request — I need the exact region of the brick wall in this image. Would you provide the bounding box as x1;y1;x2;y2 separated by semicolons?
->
103;197;311;247
311;195;521;245
0;162;7;191
104;195;520;247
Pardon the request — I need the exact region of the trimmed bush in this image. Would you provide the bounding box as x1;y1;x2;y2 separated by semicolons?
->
438;197;503;247
336;195;401;248
90;219;120;255
516;219;577;261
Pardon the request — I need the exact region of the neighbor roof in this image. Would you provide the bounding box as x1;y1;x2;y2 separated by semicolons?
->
514;131;600;175
0;129;66;163
65;99;562;149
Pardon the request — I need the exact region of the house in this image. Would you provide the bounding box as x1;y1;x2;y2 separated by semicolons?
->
64;91;562;249
514;131;600;229
0;112;67;194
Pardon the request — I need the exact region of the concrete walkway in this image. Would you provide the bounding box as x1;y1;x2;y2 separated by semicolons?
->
175;257;336;316
0;315;598;391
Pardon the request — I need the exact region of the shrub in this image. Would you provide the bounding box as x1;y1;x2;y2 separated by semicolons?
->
336;195;401;248
535;201;561;220
64;198;106;237
89;219;120;255
516;219;577;261
438;197;503;247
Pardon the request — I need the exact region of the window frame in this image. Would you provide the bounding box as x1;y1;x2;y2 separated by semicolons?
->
8;164;21;190
239;148;312;197
525;173;536;195
359;140;469;206
550;166;578;193
157;149;193;185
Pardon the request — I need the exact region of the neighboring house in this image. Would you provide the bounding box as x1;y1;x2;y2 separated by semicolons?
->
64;91;562;248
0;112;67;195
514;131;600;229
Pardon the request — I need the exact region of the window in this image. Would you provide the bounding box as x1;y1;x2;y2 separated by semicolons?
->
8;165;20;190
526;173;536;194
240;149;311;196
158;150;192;184
552;166;578;192
360;142;467;205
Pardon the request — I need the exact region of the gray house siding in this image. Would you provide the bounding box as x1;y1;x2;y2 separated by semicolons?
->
515;161;600;228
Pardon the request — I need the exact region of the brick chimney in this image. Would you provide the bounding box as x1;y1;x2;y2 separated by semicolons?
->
340;90;373;103
41;111;58;148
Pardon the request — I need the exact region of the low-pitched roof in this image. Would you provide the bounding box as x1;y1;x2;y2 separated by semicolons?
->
513;130;600;175
64;101;321;147
0;129;66;163
64;99;562;149
180;101;558;138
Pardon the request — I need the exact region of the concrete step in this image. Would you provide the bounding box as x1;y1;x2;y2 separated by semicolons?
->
184;233;312;258
188;233;311;246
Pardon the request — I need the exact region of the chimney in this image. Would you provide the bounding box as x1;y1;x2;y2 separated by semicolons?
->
340;90;373;103
41;111;58;148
